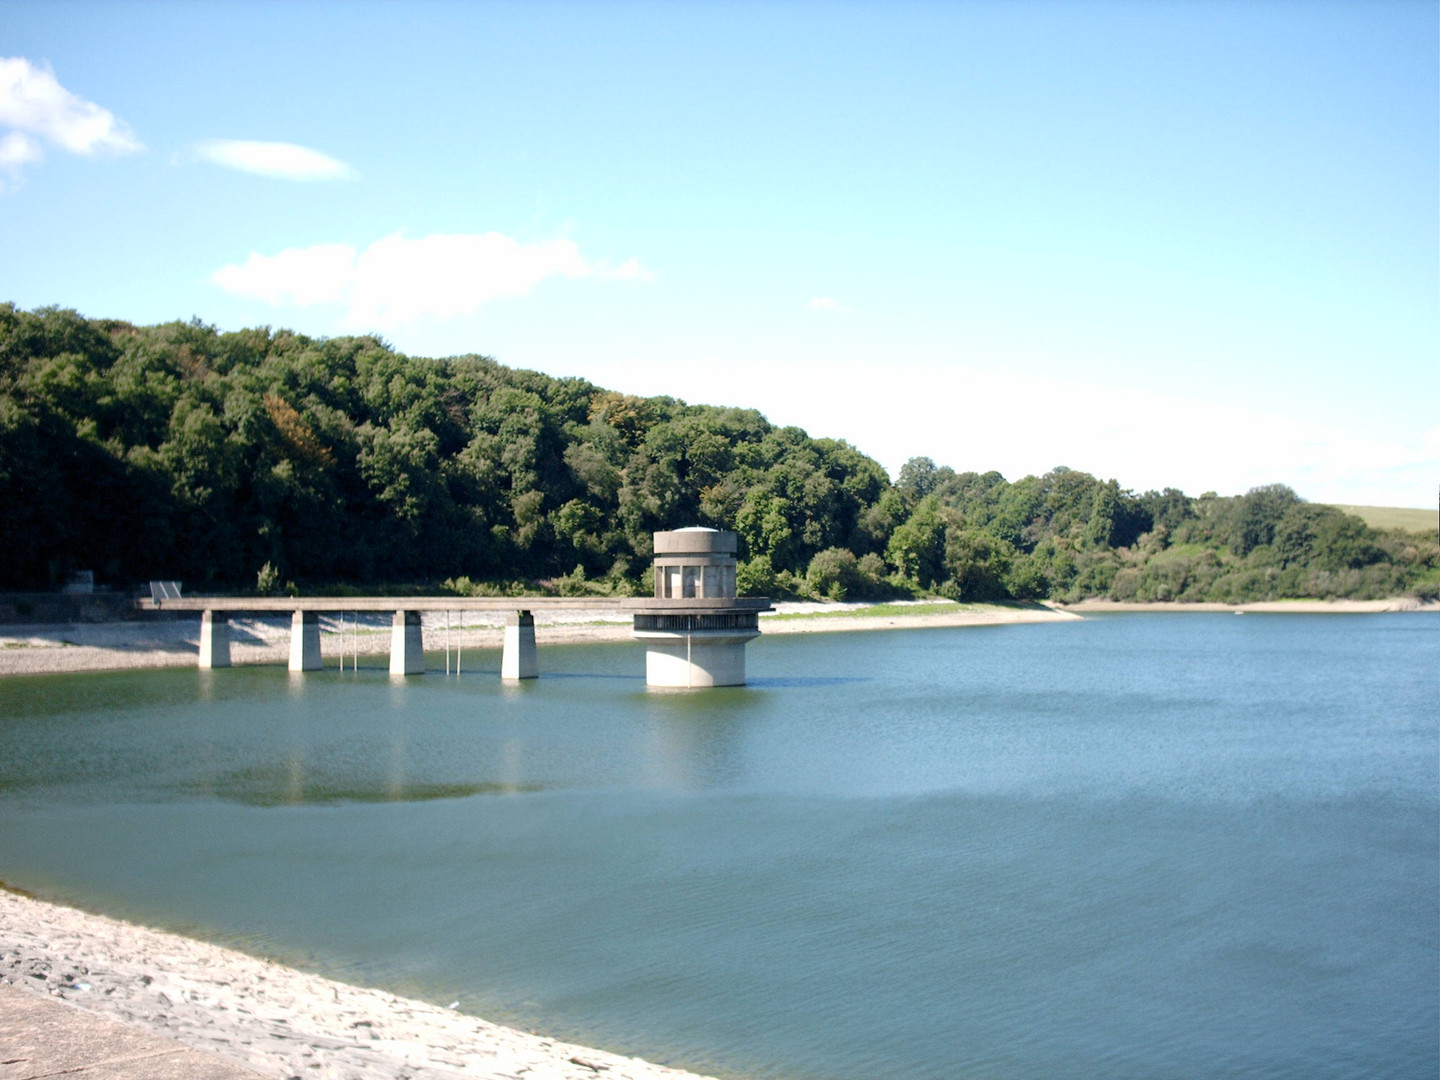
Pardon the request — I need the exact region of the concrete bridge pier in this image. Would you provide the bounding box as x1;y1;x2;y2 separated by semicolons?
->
390;610;425;675
289;611;322;671
198;610;231;668
501;610;538;680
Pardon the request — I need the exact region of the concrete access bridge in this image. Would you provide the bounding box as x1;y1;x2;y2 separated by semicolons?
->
137;529;772;688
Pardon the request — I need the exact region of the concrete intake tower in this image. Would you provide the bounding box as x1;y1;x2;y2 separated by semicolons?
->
625;528;772;688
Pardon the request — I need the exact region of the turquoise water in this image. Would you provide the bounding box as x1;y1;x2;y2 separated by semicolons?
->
0;613;1435;1079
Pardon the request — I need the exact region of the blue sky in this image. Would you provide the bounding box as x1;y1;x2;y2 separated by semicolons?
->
3;0;1435;507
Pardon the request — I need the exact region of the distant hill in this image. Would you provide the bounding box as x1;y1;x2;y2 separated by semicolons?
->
1328;505;1436;535
2;303;1437;602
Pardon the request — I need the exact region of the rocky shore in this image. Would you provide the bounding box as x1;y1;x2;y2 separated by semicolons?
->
0;888;720;1080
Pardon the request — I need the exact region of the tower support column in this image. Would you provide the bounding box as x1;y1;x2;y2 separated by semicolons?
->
634;627;759;687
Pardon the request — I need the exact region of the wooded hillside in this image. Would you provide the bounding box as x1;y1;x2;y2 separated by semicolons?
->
2;304;1435;602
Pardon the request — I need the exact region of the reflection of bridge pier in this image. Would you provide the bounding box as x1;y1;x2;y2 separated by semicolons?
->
141;530;770;688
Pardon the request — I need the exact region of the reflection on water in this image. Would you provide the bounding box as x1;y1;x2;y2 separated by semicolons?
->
745;676;870;689
0;618;1435;1080
179;765;545;807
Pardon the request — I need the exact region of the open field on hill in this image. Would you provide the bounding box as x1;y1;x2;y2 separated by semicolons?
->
1329;504;1436;534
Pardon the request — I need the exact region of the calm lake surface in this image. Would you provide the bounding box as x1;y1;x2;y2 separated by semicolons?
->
0;613;1435;1080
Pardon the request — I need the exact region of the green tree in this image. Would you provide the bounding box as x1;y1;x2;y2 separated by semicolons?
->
942;526;1014;600
1230;484;1302;555
886;497;947;588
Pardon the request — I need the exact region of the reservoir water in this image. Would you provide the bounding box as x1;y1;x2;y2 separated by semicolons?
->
0;613;1435;1079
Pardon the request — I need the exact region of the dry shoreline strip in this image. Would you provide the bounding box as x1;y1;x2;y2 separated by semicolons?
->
0;887;718;1080
0;597;1432;678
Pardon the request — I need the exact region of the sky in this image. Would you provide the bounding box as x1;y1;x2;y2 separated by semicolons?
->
2;0;1436;507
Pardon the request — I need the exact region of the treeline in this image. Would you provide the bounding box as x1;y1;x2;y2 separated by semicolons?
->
1;304;1435;602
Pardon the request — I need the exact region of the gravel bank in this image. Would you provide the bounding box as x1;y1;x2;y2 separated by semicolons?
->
0;888;720;1080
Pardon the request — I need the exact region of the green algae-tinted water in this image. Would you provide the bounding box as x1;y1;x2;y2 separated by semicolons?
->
0;614;1435;1080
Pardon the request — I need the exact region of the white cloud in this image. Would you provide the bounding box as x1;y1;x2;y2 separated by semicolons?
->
0;57;141;189
603;257;657;282
630;349;1437;508
807;296;849;313
808;364;1440;507
0;130;42;166
0;131;42;191
211;243;357;307
192;139;354;181
212;231;653;328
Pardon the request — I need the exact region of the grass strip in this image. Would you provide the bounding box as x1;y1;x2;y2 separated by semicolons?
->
764;601;972;621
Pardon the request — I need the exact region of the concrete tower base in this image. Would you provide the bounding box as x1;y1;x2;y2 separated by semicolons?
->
633;628;760;688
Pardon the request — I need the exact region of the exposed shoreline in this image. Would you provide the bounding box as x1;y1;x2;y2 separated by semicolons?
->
0;886;721;1080
0;597;1432;678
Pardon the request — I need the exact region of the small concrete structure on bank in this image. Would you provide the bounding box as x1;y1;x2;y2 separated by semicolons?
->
141;530;770;688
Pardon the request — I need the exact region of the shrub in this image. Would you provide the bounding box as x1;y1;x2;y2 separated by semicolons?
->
806;547;863;601
736;556;776;597
256;561;280;596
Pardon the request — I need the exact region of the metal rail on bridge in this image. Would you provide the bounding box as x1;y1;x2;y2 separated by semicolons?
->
138;596;635;678
136;529;771;687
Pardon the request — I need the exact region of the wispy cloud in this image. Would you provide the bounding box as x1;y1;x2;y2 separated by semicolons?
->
191;139;355;181
212;231;653;328
604;257;657;282
807;296;849;313
0;131;43;173
0;57;141;190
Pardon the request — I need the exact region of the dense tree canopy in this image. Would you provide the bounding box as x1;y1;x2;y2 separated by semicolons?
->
1;304;1435;602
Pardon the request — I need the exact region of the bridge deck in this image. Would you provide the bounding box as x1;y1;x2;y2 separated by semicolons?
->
136;596;626;613
135;596;771;613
